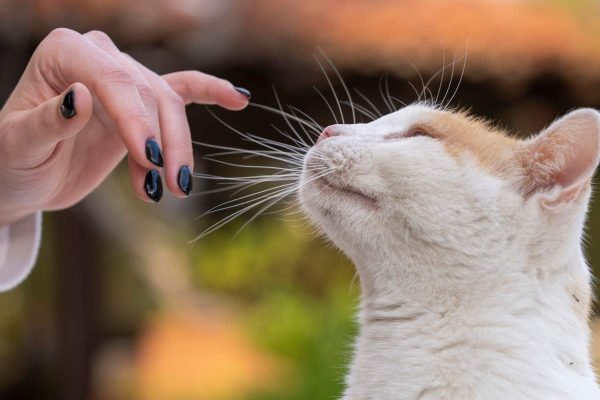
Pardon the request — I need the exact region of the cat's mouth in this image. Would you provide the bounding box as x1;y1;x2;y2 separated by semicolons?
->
310;173;378;209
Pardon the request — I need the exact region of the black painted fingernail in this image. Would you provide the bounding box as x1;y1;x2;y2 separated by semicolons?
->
60;89;76;119
234;87;251;100
178;165;192;195
144;169;163;202
145;138;163;167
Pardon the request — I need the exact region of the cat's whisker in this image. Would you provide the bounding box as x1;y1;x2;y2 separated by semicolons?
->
446;49;469;107
379;75;395;113
200;157;302;172
192;174;297;184
267;200;302;217
287;107;319;146
318;48;356;124
245;134;309;156
231;189;301;238
270;124;312;150
247;130;311;149
407;80;421;103
200;183;298;217
249;101;321;136
192;169;329;241
287;105;323;132
188;181;256;197
313;86;340;125
269;88;313;150
287;105;323;137
226;175;301;198
315;53;345;124
205;145;307;162
193;154;333;223
193;165;307;181
194;140;304;166
353;88;384;118
440;51;459;107
384;73;398;111
193;195;279;241
340;101;378;122
407;60;432;103
206;149;303;160
435;51;447;105
421;54;466;106
388;96;408;109
201;108;308;160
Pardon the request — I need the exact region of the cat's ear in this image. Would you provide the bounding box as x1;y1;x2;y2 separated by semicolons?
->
520;108;600;212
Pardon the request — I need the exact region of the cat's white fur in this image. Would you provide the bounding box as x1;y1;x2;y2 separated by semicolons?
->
300;104;600;399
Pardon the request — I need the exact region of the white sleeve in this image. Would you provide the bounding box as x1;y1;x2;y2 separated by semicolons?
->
0;212;42;292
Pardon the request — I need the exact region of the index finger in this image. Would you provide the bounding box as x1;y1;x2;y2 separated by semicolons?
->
162;71;250;110
39;28;159;169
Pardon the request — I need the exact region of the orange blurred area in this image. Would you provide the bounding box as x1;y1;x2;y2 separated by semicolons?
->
244;0;600;84
132;311;283;400
4;0;599;85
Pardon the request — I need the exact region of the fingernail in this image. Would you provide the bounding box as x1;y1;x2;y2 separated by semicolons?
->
144;169;163;202
145;138;163;167
178;165;192;195
60;89;76;119
234;87;251;100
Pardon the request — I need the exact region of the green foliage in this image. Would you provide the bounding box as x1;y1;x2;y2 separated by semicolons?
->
191;219;359;399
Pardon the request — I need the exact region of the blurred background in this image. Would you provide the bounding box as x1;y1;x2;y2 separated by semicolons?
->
1;0;600;399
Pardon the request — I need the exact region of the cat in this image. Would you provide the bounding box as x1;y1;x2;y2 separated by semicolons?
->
299;104;600;399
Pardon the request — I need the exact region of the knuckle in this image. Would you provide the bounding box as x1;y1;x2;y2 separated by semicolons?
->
120;51;134;62
135;82;159;113
191;70;205;79
175;80;192;102
136;81;155;101
84;30;112;44
115;108;153;134
47;27;79;42
163;90;185;108
40;28;80;53
100;63;133;85
204;79;219;100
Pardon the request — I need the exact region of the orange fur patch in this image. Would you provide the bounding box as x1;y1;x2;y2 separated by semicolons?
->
421;110;522;177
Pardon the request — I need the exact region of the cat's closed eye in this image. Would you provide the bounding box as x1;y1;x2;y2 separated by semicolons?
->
406;129;434;138
385;128;435;140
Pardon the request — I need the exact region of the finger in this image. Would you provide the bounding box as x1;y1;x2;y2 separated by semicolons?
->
2;82;93;169
126;57;194;197
162;71;250;110
128;156;162;203
82;30;164;166
38;28;161;169
88;34;193;199
84;30;167;202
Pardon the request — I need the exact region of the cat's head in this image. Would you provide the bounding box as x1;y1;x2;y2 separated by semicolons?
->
300;104;600;293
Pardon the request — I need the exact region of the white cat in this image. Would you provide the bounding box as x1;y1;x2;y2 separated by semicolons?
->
299;104;600;399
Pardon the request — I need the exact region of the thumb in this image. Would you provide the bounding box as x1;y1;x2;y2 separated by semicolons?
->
4;83;93;169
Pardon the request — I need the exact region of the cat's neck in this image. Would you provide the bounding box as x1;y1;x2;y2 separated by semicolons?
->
343;254;599;400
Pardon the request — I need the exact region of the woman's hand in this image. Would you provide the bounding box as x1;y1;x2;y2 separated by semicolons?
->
0;28;250;225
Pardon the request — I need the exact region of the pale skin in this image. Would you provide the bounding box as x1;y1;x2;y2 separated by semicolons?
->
0;28;250;225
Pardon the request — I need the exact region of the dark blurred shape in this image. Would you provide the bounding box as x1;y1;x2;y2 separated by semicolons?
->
55;206;101;400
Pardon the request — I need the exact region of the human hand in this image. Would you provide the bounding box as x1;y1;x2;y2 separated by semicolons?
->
0;28;250;225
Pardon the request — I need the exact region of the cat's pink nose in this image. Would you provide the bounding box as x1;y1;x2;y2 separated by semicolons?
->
317;125;342;144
